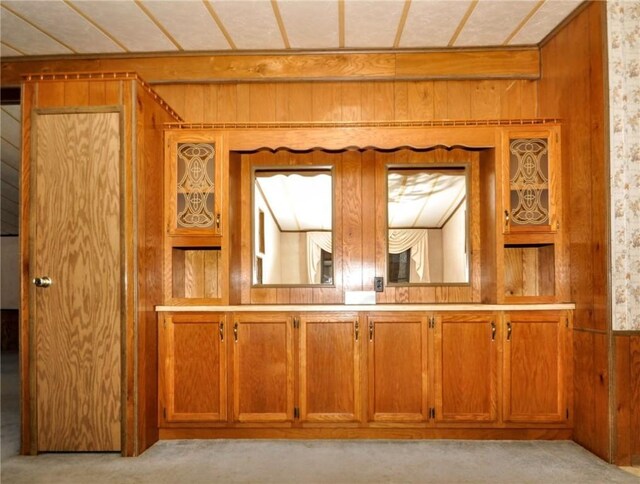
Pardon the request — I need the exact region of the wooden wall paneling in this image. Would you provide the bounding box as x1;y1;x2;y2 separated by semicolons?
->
340;83;362;122
480;148;497;303
593;331;610;459
471;81;500;119
154;85;186;120
361;150;376;291
249;84;277;123
446;81;472;120
373;82;395;121
228;151;243;305
433;82;448;119
573;330;595;454
217;84;238;123
88;81;106;105
407;81;435;120
342;151;363;293
615;335;632;464
312;82;342;121
63;81;90;106
35;81;64;108
19;82;35;455
393;81;409;121
204;85;218;123
374;151;393;303
632;336;640;463
183;85;205;123
287;83;313;122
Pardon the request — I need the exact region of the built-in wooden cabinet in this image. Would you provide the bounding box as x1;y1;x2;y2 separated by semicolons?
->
499;127;565;303
231;313;295;423
433;313;498;423
164;130;229;305
159;313;227;423
367;313;430;422
299;313;361;423
503;311;570;423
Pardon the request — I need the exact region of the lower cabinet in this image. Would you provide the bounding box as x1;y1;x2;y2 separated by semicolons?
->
231;313;295;423
434;313;498;423
367;313;429;422
159;313;227;423
299;313;361;422
158;309;572;433
503;311;569;423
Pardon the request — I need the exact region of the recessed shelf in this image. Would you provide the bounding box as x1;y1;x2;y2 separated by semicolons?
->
504;243;554;298
172;247;222;300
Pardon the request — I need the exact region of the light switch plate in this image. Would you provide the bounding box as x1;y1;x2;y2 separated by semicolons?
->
344;291;376;305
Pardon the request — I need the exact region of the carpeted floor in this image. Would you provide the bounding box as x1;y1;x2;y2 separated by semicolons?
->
2;351;638;484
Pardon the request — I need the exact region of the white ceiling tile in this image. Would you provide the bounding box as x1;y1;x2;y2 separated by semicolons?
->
2;105;21;122
211;0;284;50
345;0;405;48
0;139;20;172
69;0;177;52
400;0;472;48
3;0;124;54
1;110;21;149
278;1;338;49
0;7;72;55
454;0;539;47
141;0;230;51
1;43;22;57
509;0;583;45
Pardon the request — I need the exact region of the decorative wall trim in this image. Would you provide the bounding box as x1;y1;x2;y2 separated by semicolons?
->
609;1;640;331
165;119;561;130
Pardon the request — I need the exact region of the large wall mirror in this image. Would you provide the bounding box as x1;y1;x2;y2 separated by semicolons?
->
387;166;469;284
253;167;333;286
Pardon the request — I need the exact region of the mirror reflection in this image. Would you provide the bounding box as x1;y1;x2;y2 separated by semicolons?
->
253;168;333;285
388;167;469;284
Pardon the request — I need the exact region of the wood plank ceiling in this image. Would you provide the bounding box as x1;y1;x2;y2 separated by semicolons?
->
0;0;584;235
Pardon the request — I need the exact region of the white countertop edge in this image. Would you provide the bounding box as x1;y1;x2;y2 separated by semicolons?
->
156;303;576;312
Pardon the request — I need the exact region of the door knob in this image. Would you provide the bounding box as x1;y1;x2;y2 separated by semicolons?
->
33;276;52;288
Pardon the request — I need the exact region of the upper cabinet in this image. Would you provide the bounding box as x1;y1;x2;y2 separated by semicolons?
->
502;128;561;234
164;130;230;305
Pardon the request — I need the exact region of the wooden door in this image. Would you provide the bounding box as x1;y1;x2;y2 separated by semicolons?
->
299;313;361;423
367;314;429;422
503;311;567;423
159;314;226;423
32;111;122;451
232;313;294;423
434;313;498;423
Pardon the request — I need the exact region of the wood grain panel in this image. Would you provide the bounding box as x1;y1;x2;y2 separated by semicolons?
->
632;336;640;463
161;314;226;422
367;314;429;422
503;312;566;423
434;313;498;422
33;111;121;451
538;1;608;460
299;313;360;422
2;50;539;86
232;313;294;423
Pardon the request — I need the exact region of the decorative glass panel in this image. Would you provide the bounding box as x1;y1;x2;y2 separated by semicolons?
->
509;138;549;226
176;143;215;229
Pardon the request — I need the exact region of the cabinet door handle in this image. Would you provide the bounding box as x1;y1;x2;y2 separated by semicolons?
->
504;210;510;228
354;320;359;341
219;322;224;341
491;321;496;341
216;213;221;229
506;322;512;341
233;322;238;343
369;321;374;341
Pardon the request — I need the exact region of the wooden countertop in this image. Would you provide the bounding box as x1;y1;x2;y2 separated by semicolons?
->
156;303;576;312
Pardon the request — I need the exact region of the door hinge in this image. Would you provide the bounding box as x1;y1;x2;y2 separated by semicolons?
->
293;317;300;329
294;407;300;419
429;408;436;419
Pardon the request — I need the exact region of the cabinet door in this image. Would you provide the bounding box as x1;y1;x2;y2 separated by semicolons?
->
166;130;225;237
299;313;361;423
232;313;294;423
159;313;227;423
503;128;560;234
434;313;498;423
367;314;429;422
503;311;567;423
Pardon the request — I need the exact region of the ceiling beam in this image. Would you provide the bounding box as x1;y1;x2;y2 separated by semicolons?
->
0;49;539;85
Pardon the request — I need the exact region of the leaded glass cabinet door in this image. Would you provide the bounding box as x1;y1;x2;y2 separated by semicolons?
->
503;128;560;234
166;131;224;237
